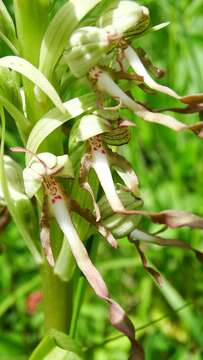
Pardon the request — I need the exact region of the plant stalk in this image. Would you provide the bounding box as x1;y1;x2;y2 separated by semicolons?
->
13;0;51;124
42;262;73;333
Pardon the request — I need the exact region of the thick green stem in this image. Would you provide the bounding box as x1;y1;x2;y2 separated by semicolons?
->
42;262;73;332
13;0;51;123
41;214;74;333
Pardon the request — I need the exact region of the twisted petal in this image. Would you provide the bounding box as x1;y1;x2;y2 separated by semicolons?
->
130;239;162;285
129;228;203;265
40;195;55;267
69;197;118;248
149;209;203;229
118;208;203;230
50;191;144;359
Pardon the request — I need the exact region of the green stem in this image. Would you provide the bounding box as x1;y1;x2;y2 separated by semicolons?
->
13;1;69;333
13;0;51;124
42;262;73;333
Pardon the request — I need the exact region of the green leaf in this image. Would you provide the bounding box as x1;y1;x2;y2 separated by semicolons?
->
26;93;96;162
0;93;28;142
29;329;83;360
0;30;19;55
0;56;65;113
39;0;102;80
0;0;17;44
158;276;203;346
0;107;42;264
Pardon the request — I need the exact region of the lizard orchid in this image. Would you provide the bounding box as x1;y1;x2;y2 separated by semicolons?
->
1;1;203;359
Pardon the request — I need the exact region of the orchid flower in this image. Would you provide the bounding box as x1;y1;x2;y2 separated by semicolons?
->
89;66;203;135
63;1;203;136
72;111;140;220
10;146;145;359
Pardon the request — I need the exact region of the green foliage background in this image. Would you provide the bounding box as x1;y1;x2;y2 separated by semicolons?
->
0;0;203;359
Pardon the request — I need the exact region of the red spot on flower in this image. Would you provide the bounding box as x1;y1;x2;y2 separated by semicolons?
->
26;291;43;314
52;195;62;204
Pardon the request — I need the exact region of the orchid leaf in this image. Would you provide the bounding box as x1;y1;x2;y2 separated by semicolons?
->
26;93;96;162
29;329;83;360
39;0;102;80
0;56;65;113
0;107;42;264
0;30;19;55
0;93;28;142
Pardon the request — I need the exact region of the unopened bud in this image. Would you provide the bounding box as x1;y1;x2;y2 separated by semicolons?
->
62;26;111;78
98;1;150;39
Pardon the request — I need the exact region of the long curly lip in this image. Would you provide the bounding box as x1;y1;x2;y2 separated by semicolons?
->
46;180;144;360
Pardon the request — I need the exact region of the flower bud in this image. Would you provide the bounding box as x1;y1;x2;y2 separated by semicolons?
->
99;184;143;238
62;26;111;78
98;0;150;39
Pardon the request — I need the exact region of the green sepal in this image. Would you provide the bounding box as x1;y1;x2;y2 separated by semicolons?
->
99;184;143;238
29;328;83;360
70;113;111;146
102;127;130;146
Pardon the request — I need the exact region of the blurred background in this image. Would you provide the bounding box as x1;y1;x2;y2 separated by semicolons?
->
0;0;203;359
